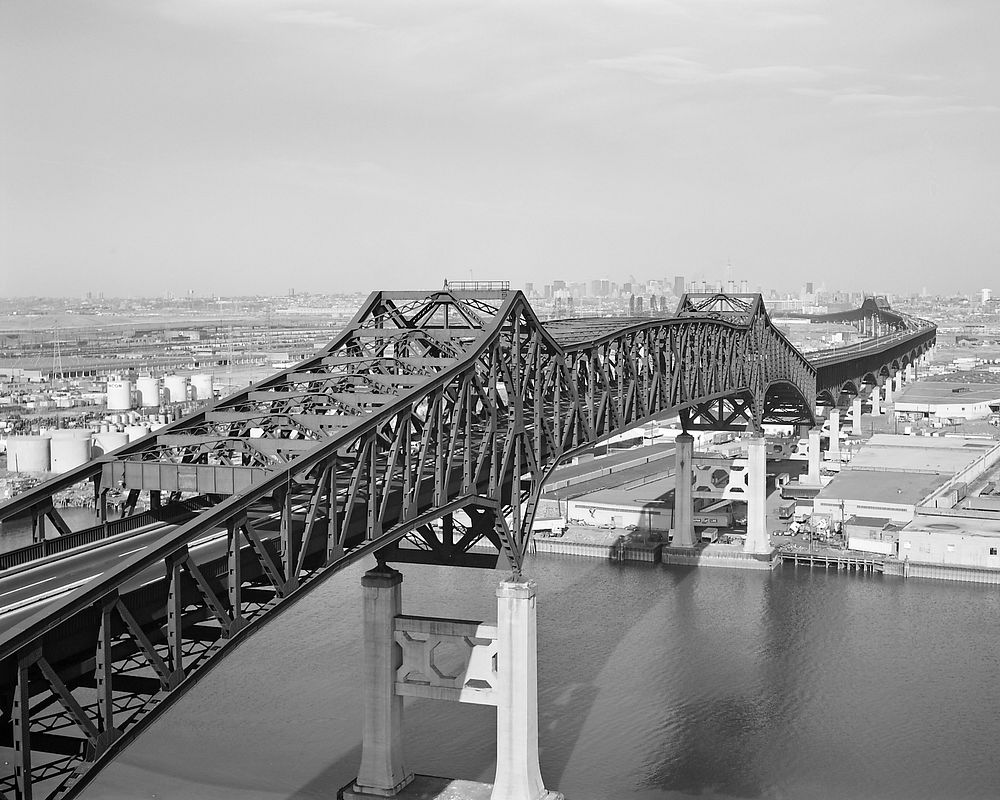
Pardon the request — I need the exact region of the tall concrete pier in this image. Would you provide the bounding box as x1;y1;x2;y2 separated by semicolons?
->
353;567;412;797
672;433;696;547
743;436;770;554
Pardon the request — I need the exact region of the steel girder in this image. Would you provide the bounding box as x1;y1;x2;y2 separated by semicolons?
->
0;289;927;799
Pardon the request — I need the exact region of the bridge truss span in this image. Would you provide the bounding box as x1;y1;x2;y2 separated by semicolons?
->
0;289;928;799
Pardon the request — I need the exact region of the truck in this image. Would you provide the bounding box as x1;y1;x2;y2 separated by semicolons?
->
778;501;795;520
847;537;894;556
699;527;720;544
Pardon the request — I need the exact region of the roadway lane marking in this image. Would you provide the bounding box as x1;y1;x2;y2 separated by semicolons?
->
113;529;226;562
0;575;58;599
0;573;103;617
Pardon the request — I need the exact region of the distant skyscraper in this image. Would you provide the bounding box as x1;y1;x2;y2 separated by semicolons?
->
674;276;685;297
739;279;749;294
981;288;992;304
524;282;534;296
805;282;814;295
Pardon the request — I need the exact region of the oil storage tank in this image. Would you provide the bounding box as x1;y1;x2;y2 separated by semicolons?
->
136;376;161;408
7;436;51;473
191;373;214;402
50;431;93;474
93;430;129;456
163;375;188;403
106;379;133;411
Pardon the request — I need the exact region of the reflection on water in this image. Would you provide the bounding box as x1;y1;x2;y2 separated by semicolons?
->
85;558;1000;800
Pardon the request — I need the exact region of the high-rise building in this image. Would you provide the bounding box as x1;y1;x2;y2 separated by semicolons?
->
739;279;749;294
673;276;685;297
805;282;814;295
982;288;992;304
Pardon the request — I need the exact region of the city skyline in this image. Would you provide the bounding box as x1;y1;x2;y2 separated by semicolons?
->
2;1;998;297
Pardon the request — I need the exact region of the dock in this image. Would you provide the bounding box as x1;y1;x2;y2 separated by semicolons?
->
777;547;883;573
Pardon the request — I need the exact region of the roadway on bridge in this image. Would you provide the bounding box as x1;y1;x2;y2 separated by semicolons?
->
0;508;293;634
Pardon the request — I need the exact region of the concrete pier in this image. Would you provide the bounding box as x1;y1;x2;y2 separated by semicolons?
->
493;580;561;800
807;427;821;484
884;377;894;405
743;436;770;555
870;386;881;417
672;433;696;548
827;409;841;463
352;567;413;797
851;397;862;430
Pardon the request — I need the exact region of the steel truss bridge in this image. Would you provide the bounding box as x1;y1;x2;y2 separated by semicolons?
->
0;290;935;799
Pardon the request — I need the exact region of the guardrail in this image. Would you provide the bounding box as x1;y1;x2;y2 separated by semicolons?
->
0;512;158;571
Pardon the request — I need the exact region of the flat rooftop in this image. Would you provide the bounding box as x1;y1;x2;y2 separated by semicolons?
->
847;434;996;474
896;381;1000;405
816;469;947;506
905;517;1000;539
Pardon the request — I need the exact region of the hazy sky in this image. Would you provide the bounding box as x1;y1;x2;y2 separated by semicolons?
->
1;0;998;297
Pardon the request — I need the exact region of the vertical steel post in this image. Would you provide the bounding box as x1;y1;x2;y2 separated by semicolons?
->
227;518;244;635
13;654;33;800
96;596;118;749
166;554;184;686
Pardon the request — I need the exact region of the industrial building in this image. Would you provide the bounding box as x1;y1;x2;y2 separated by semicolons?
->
893;381;1000;422
812;435;993;526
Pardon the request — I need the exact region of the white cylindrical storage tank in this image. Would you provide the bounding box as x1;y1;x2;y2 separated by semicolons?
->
107;379;133;411
163;375;188;403
125;425;150;442
50;431;93;474
136;377;160;408
93;431;129;456
7;436;51;473
191;373;214;402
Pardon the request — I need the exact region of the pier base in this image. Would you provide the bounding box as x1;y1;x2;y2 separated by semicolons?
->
342;775;562;800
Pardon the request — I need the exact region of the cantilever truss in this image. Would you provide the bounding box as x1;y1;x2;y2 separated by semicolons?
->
0;288;929;800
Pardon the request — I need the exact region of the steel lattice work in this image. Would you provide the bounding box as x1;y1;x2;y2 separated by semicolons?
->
0;289;935;799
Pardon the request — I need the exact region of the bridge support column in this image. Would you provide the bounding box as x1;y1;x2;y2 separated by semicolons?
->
353;567;413;797
851;397;863;429
493;579;560;800
743;436;770;555
906;363;915;383
870;387;881;417
807;427;821;484
894;372;903;394
672;433;696;547
884;377;894;405
827;410;841;463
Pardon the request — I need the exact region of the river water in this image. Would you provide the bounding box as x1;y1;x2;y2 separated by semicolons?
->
84;557;1000;800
